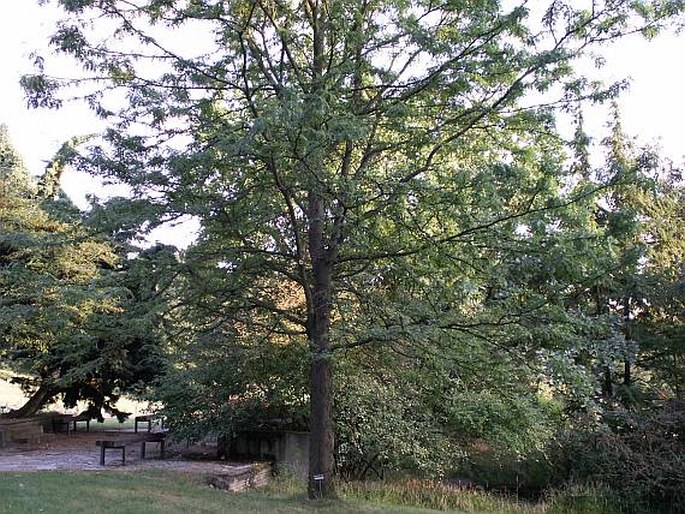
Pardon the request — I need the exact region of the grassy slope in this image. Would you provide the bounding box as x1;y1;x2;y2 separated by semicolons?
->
0;471;458;514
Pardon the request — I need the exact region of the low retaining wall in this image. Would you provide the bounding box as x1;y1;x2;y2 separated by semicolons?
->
0;417;43;448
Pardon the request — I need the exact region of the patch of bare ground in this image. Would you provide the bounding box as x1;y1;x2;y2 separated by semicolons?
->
0;431;258;480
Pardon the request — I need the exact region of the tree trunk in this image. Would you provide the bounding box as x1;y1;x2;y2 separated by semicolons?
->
602;368;613;399
306;1;336;494
6;384;55;419
308;339;334;498
622;296;632;387
307;193;336;499
623;360;631;387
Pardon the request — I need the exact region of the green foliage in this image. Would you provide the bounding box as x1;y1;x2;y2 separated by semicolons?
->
154;329;310;442
0;125;165;417
334;356;455;480
552;401;685;514
30;0;685;499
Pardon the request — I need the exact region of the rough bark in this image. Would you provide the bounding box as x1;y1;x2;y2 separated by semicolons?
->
306;1;336;491
306;193;336;499
308;344;334;498
601;367;614;399
623;296;632;387
623;360;632;387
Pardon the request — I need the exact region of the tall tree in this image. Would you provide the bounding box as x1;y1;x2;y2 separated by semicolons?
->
543;105;685;420
29;0;683;497
593;112;685;405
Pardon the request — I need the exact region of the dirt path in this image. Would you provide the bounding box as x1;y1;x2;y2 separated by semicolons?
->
0;431;250;475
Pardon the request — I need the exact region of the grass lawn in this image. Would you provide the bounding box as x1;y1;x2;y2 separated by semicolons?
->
0;471;459;514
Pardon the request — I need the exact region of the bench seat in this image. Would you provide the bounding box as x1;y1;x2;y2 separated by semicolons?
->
96;432;167;466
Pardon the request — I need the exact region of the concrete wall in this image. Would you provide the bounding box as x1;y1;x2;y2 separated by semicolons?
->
0;417;43;447
229;430;310;479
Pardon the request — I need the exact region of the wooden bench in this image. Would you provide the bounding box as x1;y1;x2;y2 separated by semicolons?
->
51;414;91;435
134;414;162;433
96;432;167;466
72;414;91;432
96;440;127;465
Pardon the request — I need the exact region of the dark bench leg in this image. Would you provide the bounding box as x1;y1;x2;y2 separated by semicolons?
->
100;445;126;465
52;421;71;436
134;420;151;433
141;440;165;459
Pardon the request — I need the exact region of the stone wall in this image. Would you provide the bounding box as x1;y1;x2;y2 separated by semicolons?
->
205;462;272;492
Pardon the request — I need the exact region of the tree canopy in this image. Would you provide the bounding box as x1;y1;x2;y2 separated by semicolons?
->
0;124;165;419
27;0;685;499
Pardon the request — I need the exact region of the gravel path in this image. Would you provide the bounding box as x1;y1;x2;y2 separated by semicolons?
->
0;432;249;475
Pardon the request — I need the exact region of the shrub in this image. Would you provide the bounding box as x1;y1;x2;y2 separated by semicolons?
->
556;400;685;513
456;446;562;497
334;368;453;480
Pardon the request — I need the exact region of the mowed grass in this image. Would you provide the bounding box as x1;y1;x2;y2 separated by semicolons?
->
0;471;459;514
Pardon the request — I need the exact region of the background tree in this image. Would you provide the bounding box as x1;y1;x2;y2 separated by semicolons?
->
29;0;684;498
561;106;685;412
0;124;166;419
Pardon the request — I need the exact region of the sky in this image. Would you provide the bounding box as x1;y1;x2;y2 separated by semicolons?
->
2;2;685;207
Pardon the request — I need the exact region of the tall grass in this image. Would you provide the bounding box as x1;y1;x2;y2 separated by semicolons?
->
339;478;626;514
544;484;623;514
0;469;628;513
340;478;544;513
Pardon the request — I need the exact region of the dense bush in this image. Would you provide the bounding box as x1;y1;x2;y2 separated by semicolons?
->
334;364;454;480
456;447;561;497
555;400;685;513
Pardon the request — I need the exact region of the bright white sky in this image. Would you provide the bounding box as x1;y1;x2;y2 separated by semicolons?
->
2;2;685;206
